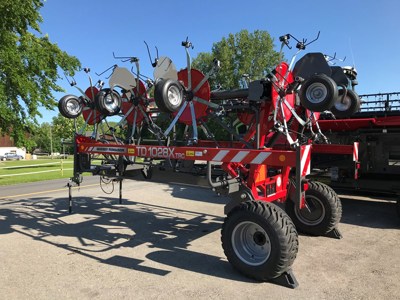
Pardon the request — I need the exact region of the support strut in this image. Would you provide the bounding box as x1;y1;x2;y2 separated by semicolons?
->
119;179;123;204
68;182;73;214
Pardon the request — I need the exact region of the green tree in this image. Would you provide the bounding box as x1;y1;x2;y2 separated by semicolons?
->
191;29;281;140
192;29;281;90
51;113;85;153
0;0;81;147
33;122;52;153
24;131;37;153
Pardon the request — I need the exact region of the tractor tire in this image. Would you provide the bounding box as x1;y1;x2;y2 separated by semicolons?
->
221;200;298;281
299;74;338;112
331;89;361;118
154;79;184;113
285;181;342;236
58;94;83;119
95;88;122;116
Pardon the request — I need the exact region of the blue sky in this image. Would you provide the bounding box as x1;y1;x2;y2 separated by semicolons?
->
38;0;400;123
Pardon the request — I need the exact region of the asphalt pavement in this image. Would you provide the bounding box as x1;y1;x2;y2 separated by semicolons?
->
0;175;399;299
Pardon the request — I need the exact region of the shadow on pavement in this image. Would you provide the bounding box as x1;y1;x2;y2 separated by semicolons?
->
339;196;399;229
0;188;253;283
162;183;230;205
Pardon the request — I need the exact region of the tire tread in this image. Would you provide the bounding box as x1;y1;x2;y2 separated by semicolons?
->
221;200;298;281
286;180;342;235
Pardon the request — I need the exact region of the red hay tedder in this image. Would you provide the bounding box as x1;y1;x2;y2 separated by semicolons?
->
58;33;360;287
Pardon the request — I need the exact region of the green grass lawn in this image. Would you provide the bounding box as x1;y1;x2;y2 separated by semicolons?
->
0;158;75;186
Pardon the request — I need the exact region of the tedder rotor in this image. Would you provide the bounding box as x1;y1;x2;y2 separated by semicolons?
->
57;33;360;287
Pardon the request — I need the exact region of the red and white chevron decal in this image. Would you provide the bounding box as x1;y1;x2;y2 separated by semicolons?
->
76;137;299;167
353;142;359;161
211;150;271;164
300;145;311;176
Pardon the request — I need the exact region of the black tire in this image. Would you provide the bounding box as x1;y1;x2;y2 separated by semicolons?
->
154;79;184;113
221;200;298;281
95;88;122;116
396;198;400;219
58;94;83;119
285;181;342;236
299;74;338;112
331;89;360;118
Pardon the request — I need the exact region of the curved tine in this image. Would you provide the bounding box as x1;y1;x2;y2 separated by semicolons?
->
95;64;117;77
305;31;320;46
144;40;157;68
64;72;76;86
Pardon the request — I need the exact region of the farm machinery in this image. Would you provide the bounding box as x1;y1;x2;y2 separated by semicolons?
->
311;91;400;216
58;33;359;287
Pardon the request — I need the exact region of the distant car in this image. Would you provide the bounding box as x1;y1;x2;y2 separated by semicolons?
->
0;155;5;161
3;153;23;160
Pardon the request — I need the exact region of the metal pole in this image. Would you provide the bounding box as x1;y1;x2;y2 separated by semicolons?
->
256;110;260;149
295;146;302;209
119;179;123;204
68;182;72;214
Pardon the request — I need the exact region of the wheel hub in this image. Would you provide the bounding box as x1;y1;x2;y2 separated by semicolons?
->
253;231;267;246
231;221;271;266
172;69;211;125
66;99;81;115
306;83;327;104
335;94;351;111
167;85;182;106
105;94;119;111
295;195;325;225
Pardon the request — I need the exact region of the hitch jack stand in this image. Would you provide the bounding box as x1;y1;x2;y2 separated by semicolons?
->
68;182;73;214
119;179;123;204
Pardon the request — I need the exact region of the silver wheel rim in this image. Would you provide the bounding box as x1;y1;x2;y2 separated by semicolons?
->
167;85;181;106
306;82;328;104
334;94;351;111
104;94;119;113
66;98;81;116
294;195;325;225
231;221;271;266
